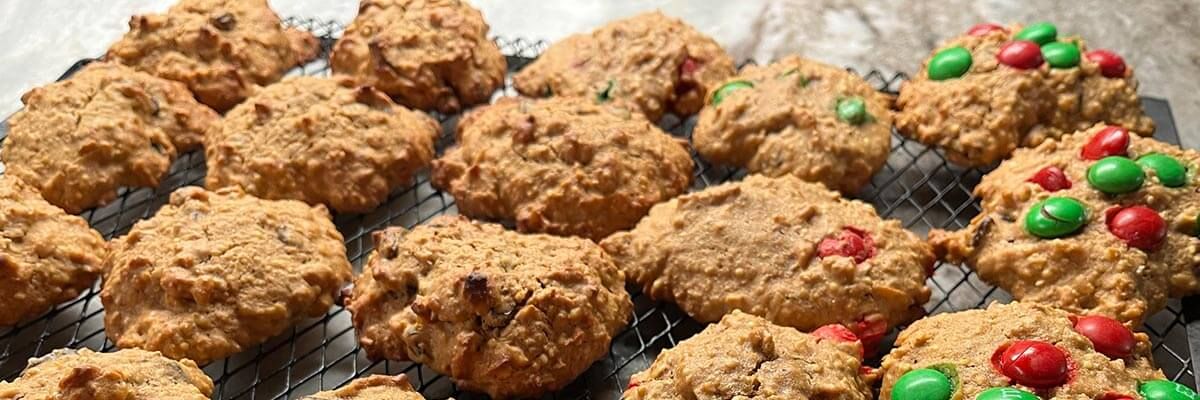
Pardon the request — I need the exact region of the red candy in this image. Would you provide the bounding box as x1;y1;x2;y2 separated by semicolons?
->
1072;315;1136;358
1086;50;1127;78
997;41;1045;69
817;227;877;263
1106;206;1167;250
1029;166;1072;192
813;324;863;358
626;377;640;390
852;313;889;355
992;340;1071;388
679;57;699;78
968;23;1007;36
1081;125;1130;160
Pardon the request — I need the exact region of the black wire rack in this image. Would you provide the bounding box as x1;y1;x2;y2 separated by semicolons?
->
0;17;1196;399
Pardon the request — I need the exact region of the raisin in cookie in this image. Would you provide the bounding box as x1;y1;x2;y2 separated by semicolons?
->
346;216;631;399
881;302;1174;400
432;97;692;240
930;124;1200;324
0;175;106;326
693;56;892;194
601;175;932;349
330;0;506;113
0;348;213;400
513;11;735;121
624;311;874;400
106;0;319;111
302;375;425;400
101;187;352;364
205;76;439;214
2;62;217;213
896;22;1153;167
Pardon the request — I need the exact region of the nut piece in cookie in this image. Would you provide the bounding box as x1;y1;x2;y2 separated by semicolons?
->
693;56;893;194
0;175;107;326
930;124;1200;324
881;302;1167;400
301;375;425;400
896;22;1153;167
205;76;439;213
0;348;213;399
101;187;352;364
106;0;320;111
331;0;506;113
624;311;874;400
513;11;735;121
601;175;932;350
2;62;216;213
432;97;693;240
346;216;632;399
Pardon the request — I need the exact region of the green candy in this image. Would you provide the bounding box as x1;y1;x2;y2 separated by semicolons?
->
1025;197;1088;238
1042;42;1080;68
928;47;972;81
1088;156;1146;194
976;387;1039;400
836;97;871;125
1015;22;1058;45
596;80;615;103
1137;153;1189;187
1139;379;1199;400
711;80;753;105
891;369;953;400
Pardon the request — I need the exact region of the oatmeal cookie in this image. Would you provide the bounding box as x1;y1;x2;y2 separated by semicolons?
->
693;56;893;194
601;175;932;349
302;375;424;400
346;216;631;399
106;0;320;111
0;348;212;400
513;11;735;121
330;0;506;113
624;311;873;400
930;124;1200;324
0;175;106;326
432;97;693;240
2;62;217;213
896;22;1153;167
101;187;352;364
205;76;439;213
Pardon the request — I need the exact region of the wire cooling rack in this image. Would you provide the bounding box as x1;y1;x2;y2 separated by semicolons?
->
0;17;1197;399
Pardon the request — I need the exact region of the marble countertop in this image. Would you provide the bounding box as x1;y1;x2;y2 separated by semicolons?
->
1;0;1195;147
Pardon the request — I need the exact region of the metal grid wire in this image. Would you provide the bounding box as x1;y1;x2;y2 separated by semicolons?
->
0;17;1196;399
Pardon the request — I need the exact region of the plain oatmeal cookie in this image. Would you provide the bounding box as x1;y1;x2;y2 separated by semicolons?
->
301;375;425;400
0;348;213;400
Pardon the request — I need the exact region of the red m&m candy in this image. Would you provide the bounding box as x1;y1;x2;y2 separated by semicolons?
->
1106;206;1167;250
1029;166;1072;192
968;23;1007;36
818;227;877;263
1086;50;1127;78
813;324;863;358
1081;125;1131;160
997;41;1044;69
992;340;1071;388
1073;315;1136;358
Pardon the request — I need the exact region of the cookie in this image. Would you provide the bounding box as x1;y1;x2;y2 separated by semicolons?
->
205;76;439;213
880;302;1176;400
346;216;631;399
601;174;933;348
106;0;320;111
0;348;212;400
513;11;735;121
896;22;1153;167
0;175;106;326
101;187;352;364
330;0;506;113
432;97;693;240
302;375;424;400
624;311;873;400
2;62;217;213
930;124;1200;324
693;56;893;194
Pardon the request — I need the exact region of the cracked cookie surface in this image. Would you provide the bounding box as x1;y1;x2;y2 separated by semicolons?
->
0;348;212;400
346;216;631;399
301;375;425;400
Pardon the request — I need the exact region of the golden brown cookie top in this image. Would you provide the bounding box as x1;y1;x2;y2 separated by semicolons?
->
301;375;425;400
205;76;439;213
100;187;352;365
347;216;631;399
330;0;506;113
624;311;873;400
0;348;213;400
513;11;735;121
106;0;319;111
432;96;693;240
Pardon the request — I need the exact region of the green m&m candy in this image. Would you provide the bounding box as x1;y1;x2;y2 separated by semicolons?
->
837;97;871;125
976;387;1040;400
1025;197;1088;238
711;80;753;105
1137;153;1189;187
1088;156;1146;194
1015;22;1058;45
892;368;954;400
1139;379;1199;400
928;47;972;81
1042;42;1080;68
